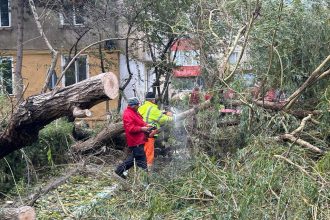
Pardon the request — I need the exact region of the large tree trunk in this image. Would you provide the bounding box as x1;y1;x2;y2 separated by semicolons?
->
0;206;36;220
0;72;118;159
72;122;124;153
72;100;212;153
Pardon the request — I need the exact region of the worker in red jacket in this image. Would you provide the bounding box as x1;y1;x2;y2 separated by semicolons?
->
115;97;152;179
189;87;201;106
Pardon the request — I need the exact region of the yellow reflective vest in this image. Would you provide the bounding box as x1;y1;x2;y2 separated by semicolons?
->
138;101;173;129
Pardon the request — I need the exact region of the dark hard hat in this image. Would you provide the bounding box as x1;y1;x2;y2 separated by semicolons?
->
145;92;156;99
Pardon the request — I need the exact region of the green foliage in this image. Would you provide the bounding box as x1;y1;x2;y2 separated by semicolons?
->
194;104;246;157
120;0;196;103
0;118;74;196
316;151;330;173
250;0;330;95
132;0;195;35
0;95;10;132
85;137;329;219
171;77;198;91
27;118;74;166
317;87;330;141
169;93;190;111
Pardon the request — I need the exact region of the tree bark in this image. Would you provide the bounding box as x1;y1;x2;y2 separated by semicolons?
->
73;100;212;154
72;122;124;153
275;114;324;154
279;134;324;154
0;206;36;220
13;0;24;99
0;72;118;159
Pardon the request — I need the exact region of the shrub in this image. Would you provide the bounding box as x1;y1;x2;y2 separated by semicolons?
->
0;95;10;133
0;118;74;196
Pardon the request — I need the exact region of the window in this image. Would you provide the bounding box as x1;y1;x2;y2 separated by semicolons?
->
172;50;200;66
47;70;58;90
0;56;13;94
62;55;88;86
0;0;10;27
59;3;85;26
229;51;239;64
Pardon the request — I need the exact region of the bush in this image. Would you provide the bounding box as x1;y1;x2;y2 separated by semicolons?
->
0;95;10;132
0;118;74;196
26;118;74;166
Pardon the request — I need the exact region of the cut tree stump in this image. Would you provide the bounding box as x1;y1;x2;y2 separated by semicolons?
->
0;206;36;220
0;72;119;159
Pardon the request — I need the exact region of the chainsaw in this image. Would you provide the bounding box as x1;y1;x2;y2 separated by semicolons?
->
146;126;158;138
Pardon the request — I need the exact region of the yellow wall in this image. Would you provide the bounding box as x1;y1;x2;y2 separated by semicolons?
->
86;51;120;126
22;52;52;97
4;50;120;126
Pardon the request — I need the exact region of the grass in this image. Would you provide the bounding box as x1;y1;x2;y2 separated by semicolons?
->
84;136;330;219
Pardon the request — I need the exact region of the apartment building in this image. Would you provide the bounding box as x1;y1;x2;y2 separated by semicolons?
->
0;0;120;125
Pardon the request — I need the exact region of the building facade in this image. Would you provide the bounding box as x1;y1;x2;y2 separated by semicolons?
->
0;0;120;126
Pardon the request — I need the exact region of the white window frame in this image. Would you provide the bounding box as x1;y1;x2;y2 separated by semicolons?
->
61;55;89;86
73;6;84;26
47;70;57;90
0;56;13;95
0;0;11;27
59;5;84;26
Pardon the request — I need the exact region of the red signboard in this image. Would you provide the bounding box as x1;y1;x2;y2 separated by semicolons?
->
171;38;201;77
173;66;201;77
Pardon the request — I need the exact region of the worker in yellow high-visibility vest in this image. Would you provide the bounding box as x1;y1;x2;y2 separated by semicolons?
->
138;92;174;171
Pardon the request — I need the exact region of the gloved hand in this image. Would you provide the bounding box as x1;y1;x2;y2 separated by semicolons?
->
149;129;159;138
141;126;151;132
165;111;173;117
142;125;157;132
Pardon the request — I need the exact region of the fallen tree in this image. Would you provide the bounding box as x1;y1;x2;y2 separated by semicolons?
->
0;72;118;159
72;100;212;154
275;114;324;154
226;99;324;118
72;122;125;153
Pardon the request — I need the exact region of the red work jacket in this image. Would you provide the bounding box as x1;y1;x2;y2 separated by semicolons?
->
189;90;200;105
123;106;148;147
